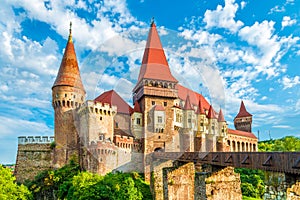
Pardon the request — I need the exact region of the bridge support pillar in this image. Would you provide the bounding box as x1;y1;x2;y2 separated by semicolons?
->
264;172;300;200
150;159;242;200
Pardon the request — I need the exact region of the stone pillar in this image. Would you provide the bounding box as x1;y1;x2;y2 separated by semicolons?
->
264;172;300;200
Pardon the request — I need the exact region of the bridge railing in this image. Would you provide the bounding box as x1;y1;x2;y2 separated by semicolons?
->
152;152;300;174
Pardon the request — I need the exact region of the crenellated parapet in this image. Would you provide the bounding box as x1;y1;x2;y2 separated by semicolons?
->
78;100;117;117
18;136;55;145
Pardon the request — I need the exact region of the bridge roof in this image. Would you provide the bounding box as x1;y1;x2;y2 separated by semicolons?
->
228;128;257;139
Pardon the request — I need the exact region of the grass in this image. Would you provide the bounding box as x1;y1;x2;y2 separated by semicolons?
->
242;196;262;200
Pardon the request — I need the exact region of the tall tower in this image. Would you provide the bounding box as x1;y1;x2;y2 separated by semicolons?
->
133;21;178;180
234;101;252;133
52;22;86;168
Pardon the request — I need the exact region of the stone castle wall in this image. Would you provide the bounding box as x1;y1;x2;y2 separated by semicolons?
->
15;136;54;183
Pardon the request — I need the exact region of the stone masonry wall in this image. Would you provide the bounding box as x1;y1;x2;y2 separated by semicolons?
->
287;180;300;200
204;166;242;200
163;162;195;200
15;143;53;183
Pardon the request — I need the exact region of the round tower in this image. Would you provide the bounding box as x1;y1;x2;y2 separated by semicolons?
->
52;22;86;168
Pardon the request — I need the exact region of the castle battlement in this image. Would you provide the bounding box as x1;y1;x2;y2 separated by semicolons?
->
18;136;54;145
78;100;117;116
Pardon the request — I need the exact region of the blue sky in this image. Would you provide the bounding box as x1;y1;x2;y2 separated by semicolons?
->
1;0;300;164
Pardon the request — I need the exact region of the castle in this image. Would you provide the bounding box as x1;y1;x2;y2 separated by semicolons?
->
15;21;257;182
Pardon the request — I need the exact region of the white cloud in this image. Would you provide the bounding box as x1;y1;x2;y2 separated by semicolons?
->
281;16;297;29
269;5;285;13
272;125;291;129
203;0;244;33
240;1;247;9
281;75;300;89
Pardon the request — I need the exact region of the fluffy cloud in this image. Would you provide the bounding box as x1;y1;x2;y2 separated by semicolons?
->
203;0;244;33
281;16;297;29
281;75;300;89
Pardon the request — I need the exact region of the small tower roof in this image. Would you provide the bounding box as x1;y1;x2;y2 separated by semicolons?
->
94;90;133;114
207;105;217;119
133;101;142;113
52;22;85;92
218;108;226;122
235;101;252;118
137;21;177;83
196;99;205;115
154;104;165;111
183;94;193;110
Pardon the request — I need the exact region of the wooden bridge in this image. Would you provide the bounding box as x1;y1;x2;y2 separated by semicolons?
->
152;151;300;174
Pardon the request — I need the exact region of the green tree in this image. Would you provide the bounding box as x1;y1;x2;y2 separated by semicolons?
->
0;165;32;200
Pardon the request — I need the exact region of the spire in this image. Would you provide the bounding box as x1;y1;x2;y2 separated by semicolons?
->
207;105;217;119
137;21;177;83
133;101;142;113
235;101;252;118
184;94;193;110
218;108;226;122
52;22;85;92
68;21;72;42
196;99;205;114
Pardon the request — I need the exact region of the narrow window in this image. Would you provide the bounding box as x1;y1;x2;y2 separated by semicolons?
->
115;122;119;128
164;102;167;106
136;118;141;125
158;116;162;123
152;101;155;105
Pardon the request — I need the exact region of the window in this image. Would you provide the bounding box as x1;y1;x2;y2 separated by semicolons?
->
136;118;141;125
65;93;67;97
200;123;204;126
100;116;102;121
188;118;191;123
157;116;162;123
164;102;167;106
115;122;119;128
152;101;155;105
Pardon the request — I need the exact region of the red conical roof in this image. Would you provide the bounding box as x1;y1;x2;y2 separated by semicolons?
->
133;101;142;113
218;109;226;122
235;101;252;118
184;94;193;110
196;99;205;115
52;22;85;92
137;21;177;83
207;105;217;119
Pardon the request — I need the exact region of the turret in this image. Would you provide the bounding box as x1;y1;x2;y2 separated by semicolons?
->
52;22;86;167
207;105;218;151
234;101;252;133
131;101;143;138
217;108;227;137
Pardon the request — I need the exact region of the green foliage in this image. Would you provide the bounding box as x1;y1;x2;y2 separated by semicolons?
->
26;160;152;200
258;136;300;152
235;168;265;198
0;165;32;200
68;171;152;200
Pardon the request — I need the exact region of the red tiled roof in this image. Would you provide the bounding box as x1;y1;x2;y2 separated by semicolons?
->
133;101;142;113
114;128;133;137
235;101;252;118
52;25;85;92
183;94;193;110
207;105;217;119
154;104;165;111
176;84;210;111
218;109;225;122
94;90;133;114
137;22;177;83
228;128;257;139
